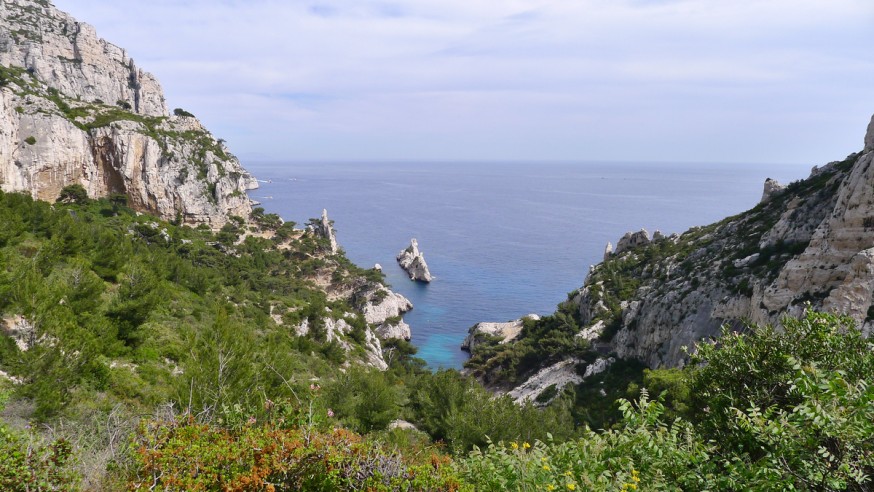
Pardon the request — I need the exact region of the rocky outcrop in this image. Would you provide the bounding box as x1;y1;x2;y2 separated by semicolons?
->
760;178;786;203
507;357;614;405
307;209;338;254
0;1;165;117
361;286;413;326
0;0;257;226
613;229;651;256
461;314;540;353
375;319;412;341
603;242;613;261
293;314;388;371
387;419;418;431
397;238;432;282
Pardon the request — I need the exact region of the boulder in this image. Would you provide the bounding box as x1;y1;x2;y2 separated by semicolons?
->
461;314;540;352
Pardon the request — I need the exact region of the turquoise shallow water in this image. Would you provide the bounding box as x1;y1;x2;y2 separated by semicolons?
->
245;161;809;369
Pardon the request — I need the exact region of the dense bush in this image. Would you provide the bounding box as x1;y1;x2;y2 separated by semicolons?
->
0;422;76;491
459;393;710;491
459;310;874;491
128;405;465;491
0;187;871;490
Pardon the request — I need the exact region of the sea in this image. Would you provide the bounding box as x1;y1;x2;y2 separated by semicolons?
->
244;161;810;369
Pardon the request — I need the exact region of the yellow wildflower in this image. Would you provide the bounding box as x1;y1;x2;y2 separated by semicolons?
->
511;442;519;450
546;486;555;491
523;442;531;449
567;484;576;491
543;465;551;471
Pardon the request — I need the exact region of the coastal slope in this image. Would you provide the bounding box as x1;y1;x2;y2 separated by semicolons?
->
466;114;874;401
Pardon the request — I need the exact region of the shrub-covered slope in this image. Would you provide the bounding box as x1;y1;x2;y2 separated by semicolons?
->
0;190;398;419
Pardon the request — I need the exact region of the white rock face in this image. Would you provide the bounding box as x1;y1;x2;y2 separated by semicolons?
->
375;319;412;341
362;286;413;325
461;314;540;352
0;0;165;116
614;229;651;255
294;315;389;371
507;357;614;405
760;178;786;203
397;238;432;282
363;328;388;371
0;0;257;226
387;419;418;431
763;149;874;322
2;315;35;352
603;242;613;261
576;319;605;341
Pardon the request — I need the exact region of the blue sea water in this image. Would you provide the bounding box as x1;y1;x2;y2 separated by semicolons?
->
245;161;810;369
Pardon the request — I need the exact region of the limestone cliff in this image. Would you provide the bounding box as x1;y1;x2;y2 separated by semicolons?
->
573;116;874;368
467;115;874;403
0;0;257;226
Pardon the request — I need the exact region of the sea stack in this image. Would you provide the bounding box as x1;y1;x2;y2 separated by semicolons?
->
397;238;432;282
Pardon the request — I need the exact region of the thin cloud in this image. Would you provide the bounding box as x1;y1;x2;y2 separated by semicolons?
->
50;0;874;163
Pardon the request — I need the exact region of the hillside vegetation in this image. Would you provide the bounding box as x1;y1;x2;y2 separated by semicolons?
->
0;190;871;490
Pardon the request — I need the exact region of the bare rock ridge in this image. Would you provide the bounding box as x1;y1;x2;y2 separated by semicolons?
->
467;114;874;401
0;0;257;226
575;115;874;369
307;209;339;254
397;238;432;282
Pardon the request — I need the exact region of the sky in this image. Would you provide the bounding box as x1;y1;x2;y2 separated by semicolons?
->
51;0;874;164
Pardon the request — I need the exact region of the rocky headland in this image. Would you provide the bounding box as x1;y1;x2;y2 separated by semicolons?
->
0;0;257;227
465;114;874;402
397;238;432;282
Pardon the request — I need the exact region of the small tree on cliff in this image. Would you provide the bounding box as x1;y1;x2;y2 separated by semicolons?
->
57;184;89;204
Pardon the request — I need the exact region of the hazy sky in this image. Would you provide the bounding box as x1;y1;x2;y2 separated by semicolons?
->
52;0;874;164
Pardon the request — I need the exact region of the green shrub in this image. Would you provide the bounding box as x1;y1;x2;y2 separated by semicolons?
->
172;107;195;118
56;184;88;204
128;407;466;491
23;136;36;145
0;423;76;491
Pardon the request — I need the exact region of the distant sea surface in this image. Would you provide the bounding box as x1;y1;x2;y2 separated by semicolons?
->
245;161;810;369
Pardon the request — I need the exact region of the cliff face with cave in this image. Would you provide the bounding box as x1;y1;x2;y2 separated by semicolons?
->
0;0;256;226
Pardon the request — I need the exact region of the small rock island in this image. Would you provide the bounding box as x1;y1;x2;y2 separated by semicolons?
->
396;238;433;282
